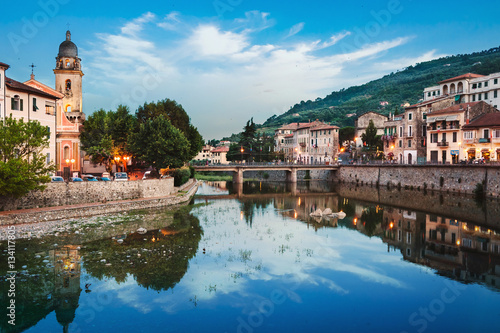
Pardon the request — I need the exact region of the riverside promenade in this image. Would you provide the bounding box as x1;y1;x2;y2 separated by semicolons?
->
0;179;199;226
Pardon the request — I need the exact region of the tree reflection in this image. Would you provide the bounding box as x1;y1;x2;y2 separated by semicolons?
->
81;207;203;291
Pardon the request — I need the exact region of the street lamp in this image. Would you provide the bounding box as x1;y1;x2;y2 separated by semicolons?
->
123;156;130;171
114;156;121;172
240;147;244;164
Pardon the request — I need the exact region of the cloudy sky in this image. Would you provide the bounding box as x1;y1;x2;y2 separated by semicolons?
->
2;0;500;139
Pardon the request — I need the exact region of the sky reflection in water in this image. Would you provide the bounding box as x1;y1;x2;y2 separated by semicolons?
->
2;181;498;333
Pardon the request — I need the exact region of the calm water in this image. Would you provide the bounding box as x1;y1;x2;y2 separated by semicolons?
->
1;181;499;333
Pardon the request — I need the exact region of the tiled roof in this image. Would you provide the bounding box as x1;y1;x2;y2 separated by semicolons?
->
0;62;10;69
406;95;453;109
310;124;339;131
462;113;500;128
427;102;481;115
438;73;484;84
284;134;294;138
212;146;229;153
6;77;60;99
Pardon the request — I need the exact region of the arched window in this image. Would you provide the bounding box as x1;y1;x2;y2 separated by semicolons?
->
458;82;463;93
65;79;71;91
450;83;456;94
65;105;72;112
65;59;70;68
443;85;448;95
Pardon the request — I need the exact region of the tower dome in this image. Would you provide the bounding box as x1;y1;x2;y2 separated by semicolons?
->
58;30;78;58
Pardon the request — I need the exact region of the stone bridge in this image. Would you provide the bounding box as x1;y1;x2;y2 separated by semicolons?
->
193;164;339;183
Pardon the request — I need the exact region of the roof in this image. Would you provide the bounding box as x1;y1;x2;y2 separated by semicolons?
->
427;102;481;116
6;77;61;99
462;113;500;129
58;31;78;58
211;146;229;153
406;95;453;109
438;73;484;84
356;111;388;120
310;124;339;131
284;134;294;138
277;122;311;131
0;62;10;69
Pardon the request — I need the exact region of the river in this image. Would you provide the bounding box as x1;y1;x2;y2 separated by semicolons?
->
1;181;499;333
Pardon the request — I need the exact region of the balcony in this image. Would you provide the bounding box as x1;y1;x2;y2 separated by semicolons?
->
437;141;449;147
478;138;491;143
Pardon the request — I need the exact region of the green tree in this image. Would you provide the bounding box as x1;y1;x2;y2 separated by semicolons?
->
0;116;56;197
128;115;190;169
361;120;383;151
136;99;203;159
80;106;135;172
339;126;355;144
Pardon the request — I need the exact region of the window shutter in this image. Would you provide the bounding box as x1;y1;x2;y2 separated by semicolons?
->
20;99;23;111
11;98;14;110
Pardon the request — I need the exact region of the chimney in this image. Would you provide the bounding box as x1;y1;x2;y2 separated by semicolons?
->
466;105;470;124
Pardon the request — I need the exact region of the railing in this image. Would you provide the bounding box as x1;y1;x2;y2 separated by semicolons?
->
437;141;449;147
478;138;491;143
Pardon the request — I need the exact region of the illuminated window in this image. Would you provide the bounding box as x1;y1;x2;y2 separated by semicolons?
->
65;105;72;112
65;79;71;91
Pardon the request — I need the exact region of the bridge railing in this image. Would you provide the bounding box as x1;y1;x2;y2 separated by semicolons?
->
193;161;340;167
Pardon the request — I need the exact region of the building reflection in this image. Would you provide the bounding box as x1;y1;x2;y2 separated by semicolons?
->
0;244;82;333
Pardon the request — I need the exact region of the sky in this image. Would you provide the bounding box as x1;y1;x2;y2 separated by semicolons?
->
1;0;500;140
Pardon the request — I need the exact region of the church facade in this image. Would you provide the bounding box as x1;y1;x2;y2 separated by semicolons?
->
1;30;85;178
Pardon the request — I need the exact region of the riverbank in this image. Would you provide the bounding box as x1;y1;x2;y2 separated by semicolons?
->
0;179;199;226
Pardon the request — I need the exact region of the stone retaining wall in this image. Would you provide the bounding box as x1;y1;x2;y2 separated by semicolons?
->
336;165;500;197
0;180;198;225
0;178;175;211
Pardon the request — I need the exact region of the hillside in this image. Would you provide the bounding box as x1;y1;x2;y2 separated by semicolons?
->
259;46;500;132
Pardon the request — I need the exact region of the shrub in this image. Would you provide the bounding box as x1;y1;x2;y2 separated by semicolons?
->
174;167;191;186
189;165;195;178
263;172;270;180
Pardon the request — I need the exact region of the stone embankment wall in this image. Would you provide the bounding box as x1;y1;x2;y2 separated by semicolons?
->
0;179;198;225
0;178;175;211
243;170;332;181
336;165;500;197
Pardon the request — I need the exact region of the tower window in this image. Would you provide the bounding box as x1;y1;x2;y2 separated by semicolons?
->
65;59;70;68
65;79;71;91
65;105;72;112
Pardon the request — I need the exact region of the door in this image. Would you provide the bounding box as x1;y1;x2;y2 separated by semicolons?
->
408;154;413;165
442;150;447;164
430;151;438;163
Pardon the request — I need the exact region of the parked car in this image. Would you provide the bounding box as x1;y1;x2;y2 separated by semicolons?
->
69;177;83;182
97;176;112;181
50;176;65;182
82;175;98;181
114;172;128;181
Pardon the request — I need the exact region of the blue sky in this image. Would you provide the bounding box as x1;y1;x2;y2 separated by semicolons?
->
2;0;500;139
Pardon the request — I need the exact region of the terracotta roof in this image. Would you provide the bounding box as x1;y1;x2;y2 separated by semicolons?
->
310;124;339;131
211;146;229;153
6;77;61;99
427;102;481;116
462;113;500;129
284;134;294;138
277;122;310;130
438;73;484;84
0;62;10;69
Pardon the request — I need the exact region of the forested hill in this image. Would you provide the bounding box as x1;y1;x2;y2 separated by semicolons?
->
260;46;500;131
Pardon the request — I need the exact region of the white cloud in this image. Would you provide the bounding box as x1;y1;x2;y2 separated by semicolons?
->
121;12;156;37
187;25;249;57
286;22;305;38
85;11;439;138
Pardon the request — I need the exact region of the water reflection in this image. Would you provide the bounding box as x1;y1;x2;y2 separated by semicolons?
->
1;181;499;332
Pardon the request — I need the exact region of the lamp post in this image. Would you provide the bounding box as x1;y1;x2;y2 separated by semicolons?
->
114;156;121;172
123;156;130;172
240;147;244;164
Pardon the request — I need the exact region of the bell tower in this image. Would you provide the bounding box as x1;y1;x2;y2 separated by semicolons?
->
54;30;84;178
54;30;84;121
